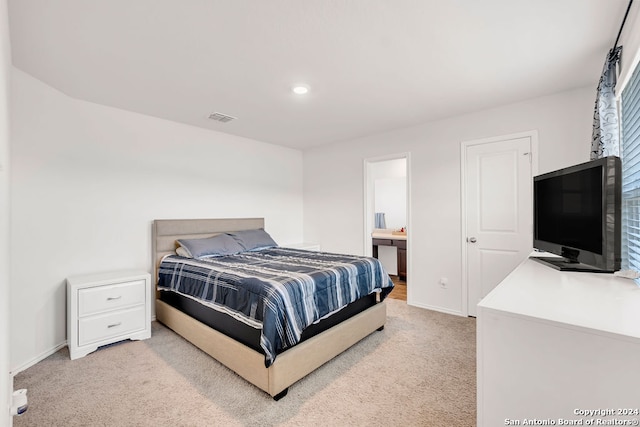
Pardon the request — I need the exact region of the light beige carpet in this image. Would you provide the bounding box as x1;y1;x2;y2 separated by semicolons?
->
13;299;476;426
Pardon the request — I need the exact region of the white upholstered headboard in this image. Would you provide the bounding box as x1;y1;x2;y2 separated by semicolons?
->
151;218;265;285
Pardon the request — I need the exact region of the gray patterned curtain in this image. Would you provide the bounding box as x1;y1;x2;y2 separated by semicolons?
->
591;46;623;159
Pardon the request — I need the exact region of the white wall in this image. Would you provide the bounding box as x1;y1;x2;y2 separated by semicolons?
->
10;69;304;372
0;0;11;423
304;86;594;314
618;2;640;92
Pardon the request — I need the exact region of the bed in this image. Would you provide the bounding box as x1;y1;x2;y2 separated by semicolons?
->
152;218;392;400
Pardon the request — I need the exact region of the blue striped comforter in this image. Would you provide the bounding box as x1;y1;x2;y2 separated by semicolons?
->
157;247;394;367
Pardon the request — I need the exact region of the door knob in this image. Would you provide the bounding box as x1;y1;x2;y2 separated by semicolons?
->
467;237;477;243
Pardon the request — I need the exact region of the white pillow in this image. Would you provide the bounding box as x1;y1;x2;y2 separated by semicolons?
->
175;246;191;258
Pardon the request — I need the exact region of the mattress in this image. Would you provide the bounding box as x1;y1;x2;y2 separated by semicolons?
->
157;247;394;366
159;289;378;354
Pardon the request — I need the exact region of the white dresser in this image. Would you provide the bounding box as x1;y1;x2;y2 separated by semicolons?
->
67;270;152;360
477;257;640;426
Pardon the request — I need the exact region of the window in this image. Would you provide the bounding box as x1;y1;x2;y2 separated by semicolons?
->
621;61;640;271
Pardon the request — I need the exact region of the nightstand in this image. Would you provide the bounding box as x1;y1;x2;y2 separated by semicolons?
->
284;242;321;251
66;270;152;360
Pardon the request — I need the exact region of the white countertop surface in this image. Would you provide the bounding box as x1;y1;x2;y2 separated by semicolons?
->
478;256;640;340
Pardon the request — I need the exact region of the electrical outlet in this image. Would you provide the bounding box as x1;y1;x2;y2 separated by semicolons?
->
439;277;448;288
11;389;28;416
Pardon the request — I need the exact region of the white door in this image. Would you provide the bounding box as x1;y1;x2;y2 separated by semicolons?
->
465;135;534;316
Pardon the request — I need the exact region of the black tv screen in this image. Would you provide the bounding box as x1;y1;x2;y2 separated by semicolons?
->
532;156;621;272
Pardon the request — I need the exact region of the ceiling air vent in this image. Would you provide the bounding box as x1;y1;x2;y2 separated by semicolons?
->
208;112;237;123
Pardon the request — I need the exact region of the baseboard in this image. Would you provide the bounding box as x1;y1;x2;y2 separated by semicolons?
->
10;341;67;376
407;301;465;317
12;317;157;375
9;316;156;378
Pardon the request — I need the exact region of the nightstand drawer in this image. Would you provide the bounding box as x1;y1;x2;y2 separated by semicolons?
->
78;279;146;316
78;305;146;347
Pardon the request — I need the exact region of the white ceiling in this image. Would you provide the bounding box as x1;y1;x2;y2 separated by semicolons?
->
7;1;630;150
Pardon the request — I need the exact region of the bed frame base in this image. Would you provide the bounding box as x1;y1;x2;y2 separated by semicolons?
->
152;218;389;400
155;299;387;399
273;388;288;401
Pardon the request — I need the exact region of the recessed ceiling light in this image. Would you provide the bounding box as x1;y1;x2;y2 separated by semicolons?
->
292;84;310;95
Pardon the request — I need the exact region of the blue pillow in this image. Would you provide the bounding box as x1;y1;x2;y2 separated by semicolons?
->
227;229;278;251
176;234;244;259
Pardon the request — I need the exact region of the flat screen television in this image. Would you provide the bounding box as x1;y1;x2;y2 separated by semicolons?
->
532;156;621;272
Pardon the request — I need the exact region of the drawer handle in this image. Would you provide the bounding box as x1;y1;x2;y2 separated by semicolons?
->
106;296;122;301
107;322;122;328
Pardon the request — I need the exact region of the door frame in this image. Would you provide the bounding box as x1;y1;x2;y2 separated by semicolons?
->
363;152;412;302
460;131;539;316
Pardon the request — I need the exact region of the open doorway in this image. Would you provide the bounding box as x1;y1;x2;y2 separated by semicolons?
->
364;154;411;303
